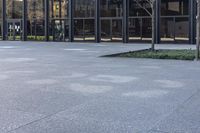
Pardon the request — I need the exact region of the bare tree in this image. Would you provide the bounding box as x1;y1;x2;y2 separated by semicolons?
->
197;0;200;60
134;0;156;51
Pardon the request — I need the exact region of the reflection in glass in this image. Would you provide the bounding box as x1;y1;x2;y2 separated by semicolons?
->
101;19;122;42
160;18;174;42
160;0;189;43
84;19;95;41
161;0;189;16
6;0;23;19
5;0;23;40
100;0;123;42
74;19;95;41
0;0;2;19
50;0;69;42
0;22;2;40
53;20;64;41
74;19;84;40
101;20;111;41
129;0;152;42
73;0;95;41
52;0;69;18
100;0;123;17
7;21;21;40
142;18;152;40
0;0;2;40
129;18;142;40
129;0;151;16
112;20;122;41
129;18;151;41
160;17;189;42
175;17;189;41
27;0;45;41
74;0;95;17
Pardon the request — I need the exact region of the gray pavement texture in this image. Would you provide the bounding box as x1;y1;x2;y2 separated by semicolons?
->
0;41;199;133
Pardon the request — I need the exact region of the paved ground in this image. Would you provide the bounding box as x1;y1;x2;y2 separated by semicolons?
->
0;41;200;133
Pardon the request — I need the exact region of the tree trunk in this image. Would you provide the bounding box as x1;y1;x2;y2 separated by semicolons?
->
197;0;200;60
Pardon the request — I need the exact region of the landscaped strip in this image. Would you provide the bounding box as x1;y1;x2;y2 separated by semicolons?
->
101;49;196;60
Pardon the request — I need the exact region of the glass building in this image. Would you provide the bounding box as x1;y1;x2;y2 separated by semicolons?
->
0;0;197;44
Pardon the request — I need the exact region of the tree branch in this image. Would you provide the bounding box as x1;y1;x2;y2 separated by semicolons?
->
134;0;153;16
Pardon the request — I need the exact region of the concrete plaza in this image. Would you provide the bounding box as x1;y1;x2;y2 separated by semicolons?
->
0;41;200;133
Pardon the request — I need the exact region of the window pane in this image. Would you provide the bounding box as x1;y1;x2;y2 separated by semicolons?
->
0;0;2;40
84;19;95;41
129;0;151;16
112;19;122;41
74;19;84;40
129;18;142;41
129;18;152;42
101;20;111;41
27;0;45;41
51;0;69;18
52;20;64;41
161;0;189;16
100;0;123;17
0;0;2;19
160;18;174;42
74;0;95;17
175;17;189;41
74;19;95;41
142;18;152;41
6;0;23;19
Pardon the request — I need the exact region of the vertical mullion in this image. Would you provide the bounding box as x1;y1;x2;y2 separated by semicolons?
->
59;0;62;18
2;0;7;40
83;19;85;41
174;17;176;41
110;19;112;41
22;0;27;41
189;0;196;44
95;0;100;43
45;0;49;41
69;0;74;42
155;0;160;44
123;0;129;43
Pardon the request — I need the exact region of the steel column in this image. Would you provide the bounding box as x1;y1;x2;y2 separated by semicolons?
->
95;0;100;43
2;0;6;40
22;0;27;41
123;0;129;43
45;0;49;41
189;0;196;44
155;0;160;44
69;0;74;42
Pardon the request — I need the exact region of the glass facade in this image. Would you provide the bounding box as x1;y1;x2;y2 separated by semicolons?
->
100;0;123;42
50;0;69;41
6;0;23;40
0;0;196;44
74;0;95;41
6;0;23;19
160;0;189;43
27;0;45;41
129;0;152;42
0;0;2;40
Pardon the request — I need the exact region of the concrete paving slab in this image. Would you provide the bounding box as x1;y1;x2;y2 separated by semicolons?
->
0;41;199;133
0;108;44;133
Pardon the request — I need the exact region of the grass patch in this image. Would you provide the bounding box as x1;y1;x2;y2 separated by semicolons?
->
102;49;196;60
